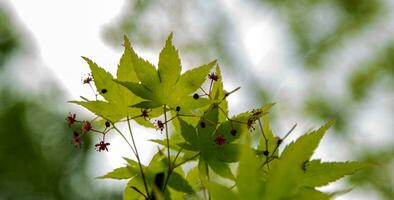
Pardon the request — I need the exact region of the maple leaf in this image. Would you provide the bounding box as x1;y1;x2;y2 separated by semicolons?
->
70;37;160;127
116;34;217;110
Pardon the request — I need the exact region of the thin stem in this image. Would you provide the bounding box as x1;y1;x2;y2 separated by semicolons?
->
173;152;200;169
164;114;178;124
228;184;237;191
171;143;185;169
80;96;90;102
162;105;172;193
271;144;280;159
283;123;297;140
222;86;241;100
258;118;271;170
88;82;98;100
270;124;297;157
258;118;268;143
208;79;213;95
218;106;231;120
131;186;148;199
126;116;150;200
163;105;171;169
200;87;211;99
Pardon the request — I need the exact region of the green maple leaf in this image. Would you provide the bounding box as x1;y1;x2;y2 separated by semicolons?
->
176;102;274;180
208;135;269;200
264;120;335;200
116;34;217;110
302;159;368;187
208;181;237;200
236;135;266;200
100;152;194;200
69;37;159;127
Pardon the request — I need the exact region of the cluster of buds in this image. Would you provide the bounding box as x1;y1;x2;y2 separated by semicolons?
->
246;109;266;131
67;112;93;148
66;112;110;152
140;109;151;120
95;140;110;152
82;73;93;84
155;120;164;132
208;72;219;81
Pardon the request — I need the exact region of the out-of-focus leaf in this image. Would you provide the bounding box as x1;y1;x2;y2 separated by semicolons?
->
207;182;237;200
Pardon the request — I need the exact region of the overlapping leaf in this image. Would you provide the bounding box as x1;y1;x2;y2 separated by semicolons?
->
236;135;266;200
70;34;368;200
175;102;273;180
264;120;335;200
100;152;194;200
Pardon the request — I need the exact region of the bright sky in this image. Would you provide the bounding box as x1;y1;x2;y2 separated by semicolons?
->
6;0;391;199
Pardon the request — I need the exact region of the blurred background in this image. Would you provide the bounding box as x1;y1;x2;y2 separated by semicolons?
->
0;0;393;199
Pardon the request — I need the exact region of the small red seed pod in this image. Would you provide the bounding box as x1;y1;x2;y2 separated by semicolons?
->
81;121;92;133
82;74;93;84
141;109;150;120
67;112;77;126
95;141;110;152
214;135;226;146
71;131;82;148
156;120;164;132
208;72;219;81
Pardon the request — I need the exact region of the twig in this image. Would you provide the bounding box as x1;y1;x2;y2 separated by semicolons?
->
126;117;150;199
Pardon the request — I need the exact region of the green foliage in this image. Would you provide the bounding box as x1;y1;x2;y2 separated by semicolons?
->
302;160;368;187
264;120;334;200
70;34;367;200
116;34;216;110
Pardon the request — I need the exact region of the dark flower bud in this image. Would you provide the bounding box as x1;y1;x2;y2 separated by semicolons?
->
95;140;110;152
193;93;199;99
72;131;82;148
105;121;110;128
155;120;164;132
176;106;181;112
230;129;237;136
200;121;206;128
81;121;92;133
277;138;283;145
67;112;77;126
208;72;219;81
